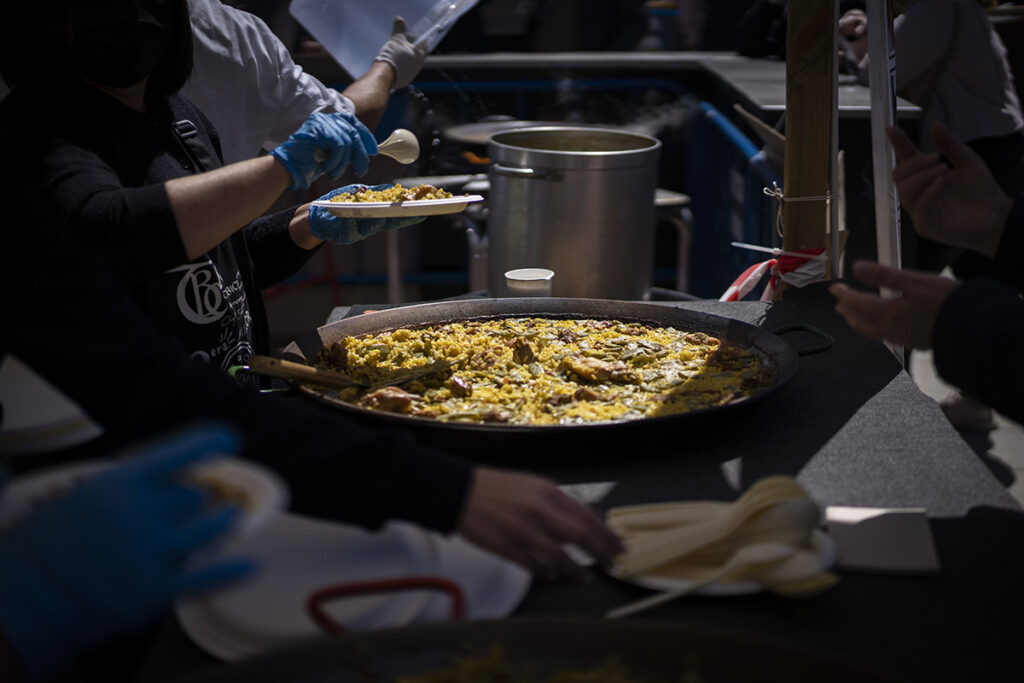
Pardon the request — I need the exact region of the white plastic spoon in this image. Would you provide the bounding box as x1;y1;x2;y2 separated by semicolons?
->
376;128;420;164
639;498;822;571
614;478;808;575
606;542;797;619
312;128;420;165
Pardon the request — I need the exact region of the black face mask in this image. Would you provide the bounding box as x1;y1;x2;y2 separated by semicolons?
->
69;0;173;88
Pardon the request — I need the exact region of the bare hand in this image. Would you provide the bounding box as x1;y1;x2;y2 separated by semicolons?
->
829;260;959;349
887;123;1013;258
457;468;624;579
838;9;868;62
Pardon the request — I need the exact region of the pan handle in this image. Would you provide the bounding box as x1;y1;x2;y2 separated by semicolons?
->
306;576;465;634
227;364;295;394
771;324;834;356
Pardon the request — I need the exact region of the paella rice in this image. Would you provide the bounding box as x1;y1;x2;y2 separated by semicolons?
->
394;645;672;682
328;183;453;203
313;317;772;426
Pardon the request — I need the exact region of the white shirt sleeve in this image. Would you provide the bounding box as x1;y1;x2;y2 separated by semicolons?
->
855;0;1022;148
854;0;953;97
183;0;355;164
889;0;954;100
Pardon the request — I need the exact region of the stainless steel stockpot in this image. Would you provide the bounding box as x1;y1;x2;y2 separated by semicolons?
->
485;127;662;300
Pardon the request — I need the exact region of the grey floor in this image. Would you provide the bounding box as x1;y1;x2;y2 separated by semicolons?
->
910;350;1024;507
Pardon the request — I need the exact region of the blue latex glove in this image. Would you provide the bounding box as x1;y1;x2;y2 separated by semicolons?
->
270;112;378;190
309;184;428;244
0;425;256;680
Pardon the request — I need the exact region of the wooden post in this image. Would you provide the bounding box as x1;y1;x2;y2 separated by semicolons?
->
780;0;837;296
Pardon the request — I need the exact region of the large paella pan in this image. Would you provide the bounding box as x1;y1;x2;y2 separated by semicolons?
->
176;616;896;683
278;298;801;439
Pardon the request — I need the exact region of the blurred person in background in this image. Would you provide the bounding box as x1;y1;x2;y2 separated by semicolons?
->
734;0;788;59
838;0;1024;429
734;1;867;61
676;0;757;51
840;0;1023;192
832;122;1024;427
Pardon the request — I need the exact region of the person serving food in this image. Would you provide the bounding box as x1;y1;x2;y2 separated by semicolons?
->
0;0;421;377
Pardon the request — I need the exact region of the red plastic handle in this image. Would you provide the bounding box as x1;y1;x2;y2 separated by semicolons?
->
305;576;465;634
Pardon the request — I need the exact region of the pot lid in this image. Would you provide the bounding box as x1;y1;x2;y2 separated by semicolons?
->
443;120;609;146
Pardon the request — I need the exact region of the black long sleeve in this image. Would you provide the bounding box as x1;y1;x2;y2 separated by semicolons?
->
932;199;1024;424
0;161;472;533
989;198;1024;291
243;210;322;289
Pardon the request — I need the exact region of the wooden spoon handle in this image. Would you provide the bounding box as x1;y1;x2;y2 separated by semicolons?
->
246;356;363;389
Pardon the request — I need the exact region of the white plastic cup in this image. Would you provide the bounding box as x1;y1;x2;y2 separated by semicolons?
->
504;268;554;297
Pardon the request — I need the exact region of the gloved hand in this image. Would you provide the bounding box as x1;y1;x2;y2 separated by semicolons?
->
270;111;378;190
374;16;428;89
309;184;427;244
0;424;256;680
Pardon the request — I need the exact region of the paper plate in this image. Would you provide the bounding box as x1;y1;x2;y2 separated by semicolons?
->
610;530;837;596
176;515;530;662
177;516;435;661
187;458;289;538
0;355;103;455
0;456;287;540
311;195;484;218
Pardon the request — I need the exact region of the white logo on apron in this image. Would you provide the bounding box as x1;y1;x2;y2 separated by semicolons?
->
169;261;225;324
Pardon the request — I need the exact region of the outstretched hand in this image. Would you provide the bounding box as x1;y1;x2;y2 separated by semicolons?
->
830;260;960;350
888;122;1013;258
838;9;868;62
457;468;624;580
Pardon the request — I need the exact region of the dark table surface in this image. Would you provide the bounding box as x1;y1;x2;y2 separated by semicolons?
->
138;283;1024;683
